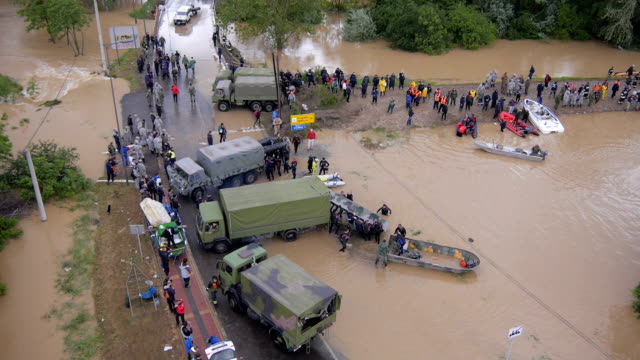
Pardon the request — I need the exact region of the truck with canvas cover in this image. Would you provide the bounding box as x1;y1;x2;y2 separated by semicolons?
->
168;136;288;202
213;69;278;112
217;244;341;353
214;67;273;86
196;177;330;253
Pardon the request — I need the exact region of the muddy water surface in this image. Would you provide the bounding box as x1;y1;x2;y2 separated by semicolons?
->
263;112;640;360
0;206;75;359
227;14;640;82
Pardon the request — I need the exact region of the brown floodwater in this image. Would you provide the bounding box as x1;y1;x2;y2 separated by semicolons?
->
263;112;640;360
227;14;640;83
0;206;75;359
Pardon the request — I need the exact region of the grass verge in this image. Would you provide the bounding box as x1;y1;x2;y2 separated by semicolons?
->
109;48;146;92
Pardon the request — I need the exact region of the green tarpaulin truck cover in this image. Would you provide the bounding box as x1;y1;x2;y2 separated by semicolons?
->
220;177;330;239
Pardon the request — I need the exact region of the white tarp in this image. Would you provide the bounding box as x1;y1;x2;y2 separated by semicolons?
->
140;198;171;227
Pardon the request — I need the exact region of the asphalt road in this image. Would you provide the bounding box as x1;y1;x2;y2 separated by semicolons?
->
128;0;346;358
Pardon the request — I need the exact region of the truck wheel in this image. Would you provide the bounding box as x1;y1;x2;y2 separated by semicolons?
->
264;102;275;112
212;239;230;254
249;101;262;112
282;230;298;242
243;170;258;185
228;292;244;313
230;175;243;188
218;101;230;112
191;188;204;203
269;329;288;352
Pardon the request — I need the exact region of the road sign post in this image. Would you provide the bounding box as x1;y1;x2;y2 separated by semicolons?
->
506;325;523;360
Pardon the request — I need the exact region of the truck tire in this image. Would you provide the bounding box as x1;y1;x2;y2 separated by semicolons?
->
243;170;258;185
218;101;230;112
191;188;204;203
282;229;298;242
228;292;244;313
269;329;288;352
264;102;276;112
212;239;231;253
249;101;262;112
230;175;243;188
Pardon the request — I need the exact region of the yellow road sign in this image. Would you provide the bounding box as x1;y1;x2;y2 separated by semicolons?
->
291;113;316;125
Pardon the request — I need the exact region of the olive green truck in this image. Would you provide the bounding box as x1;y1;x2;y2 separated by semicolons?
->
196;177;330;253
217;243;341;353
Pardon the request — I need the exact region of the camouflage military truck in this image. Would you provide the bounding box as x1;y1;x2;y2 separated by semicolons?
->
214;67;273;86
168;136;288;202
197;177;330;253
217;244;341;353
212;67;278;112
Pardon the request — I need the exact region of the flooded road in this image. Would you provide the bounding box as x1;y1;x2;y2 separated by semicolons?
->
260;112;640;359
0;206;75;359
228;14;640;83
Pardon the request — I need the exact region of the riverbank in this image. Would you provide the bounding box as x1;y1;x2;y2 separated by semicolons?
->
300;79;632;133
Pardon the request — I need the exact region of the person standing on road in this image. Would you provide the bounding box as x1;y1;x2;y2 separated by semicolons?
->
163;278;176;314
528;65;535;80
217;47;223;63
307;129;316;150
265;156;275;181
189;57;196;76
207;276;220;305
188;82;196;103
272;117;283;137
406;106;414;126
291;159;297;179
253;108;262;127
175;299;186;327
171;84;179;103
218;123;227;143
207;130;213;146
375;239;389;267
339;230;350;252
292;135;301;154
159;245;171;276
179;258;192;288
182;55;189;72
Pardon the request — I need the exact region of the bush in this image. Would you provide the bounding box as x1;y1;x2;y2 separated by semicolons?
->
0;74;23;100
3;141;90;201
129;0;156;20
314;86;340;108
633;283;640;318
343;9;377;42
0;283;6;296
446;4;496;50
0;216;22;252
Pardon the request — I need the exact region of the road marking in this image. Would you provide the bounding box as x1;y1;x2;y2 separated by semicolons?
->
320;336;340;360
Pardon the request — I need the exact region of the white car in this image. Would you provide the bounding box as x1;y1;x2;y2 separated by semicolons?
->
174;5;195;25
205;340;236;360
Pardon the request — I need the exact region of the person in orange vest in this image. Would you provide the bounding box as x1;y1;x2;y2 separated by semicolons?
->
175;299;186;326
413;89;421;107
433;89;441;110
439;94;448;113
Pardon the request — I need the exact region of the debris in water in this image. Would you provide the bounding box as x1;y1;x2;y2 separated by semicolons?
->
163;345;173;352
64;266;72;272
468;238;474;243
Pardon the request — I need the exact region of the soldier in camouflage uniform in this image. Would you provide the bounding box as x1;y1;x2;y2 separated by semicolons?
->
375;239;389;267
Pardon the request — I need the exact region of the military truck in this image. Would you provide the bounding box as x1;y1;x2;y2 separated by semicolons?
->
212;67;278;112
168;136;288;202
217;244;341;352
214;67;274;86
196;177;330;253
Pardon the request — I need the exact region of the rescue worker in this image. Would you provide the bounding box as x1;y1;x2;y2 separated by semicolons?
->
163;278;176;314
339;230;350;252
265;156;275;181
439;94;448;113
319;157;330;175
291;158;298;179
375;239;389;267
207;276;219;305
377;204;392;216
218;123;227;143
433;88;441;110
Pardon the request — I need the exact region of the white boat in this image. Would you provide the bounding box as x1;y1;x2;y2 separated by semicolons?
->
317;172;339;182
474;140;547;162
523;99;565;134
324;179;346;188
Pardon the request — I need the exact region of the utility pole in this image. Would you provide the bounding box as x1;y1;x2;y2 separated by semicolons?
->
104;44;129;185
24;149;47;222
93;0;108;73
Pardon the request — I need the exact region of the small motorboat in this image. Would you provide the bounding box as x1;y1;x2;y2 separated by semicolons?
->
474;140;547;162
309;172;346;188
455;114;478;139
523;99;564;134
387;235;480;274
499;112;539;137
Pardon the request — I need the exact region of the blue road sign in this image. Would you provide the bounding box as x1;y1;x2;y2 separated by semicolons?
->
291;124;307;131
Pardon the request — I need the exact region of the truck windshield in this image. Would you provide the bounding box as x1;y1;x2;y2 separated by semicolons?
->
177;11;187;16
175;166;189;180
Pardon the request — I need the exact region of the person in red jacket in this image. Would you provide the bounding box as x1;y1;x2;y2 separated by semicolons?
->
307;129;316;150
175;299;186;326
171;84;179;103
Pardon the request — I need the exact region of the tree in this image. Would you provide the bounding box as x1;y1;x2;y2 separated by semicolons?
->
343;9;376;42
3;141;90;201
415;4;451;55
478;0;514;37
216;0;323;50
16;0;56;43
47;0;91;56
446;4;496;50
601;0;638;47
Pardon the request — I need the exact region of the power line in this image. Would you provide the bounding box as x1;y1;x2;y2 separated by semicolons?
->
361;140;615;360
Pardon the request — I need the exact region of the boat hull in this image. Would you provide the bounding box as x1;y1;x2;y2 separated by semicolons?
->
474;140;546;162
387;235;480;274
524;99;565;134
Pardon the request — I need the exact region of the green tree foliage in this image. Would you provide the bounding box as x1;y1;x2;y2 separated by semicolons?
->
553;3;591;41
415;4;450;54
343;9;376;42
446;4;497;50
0;74;23;100
0;123;13;171
633;282;640;318
478;0;514;37
601;0;637;47
16;0;91;55
3;141;90;201
217;0;323;50
0;217;23;252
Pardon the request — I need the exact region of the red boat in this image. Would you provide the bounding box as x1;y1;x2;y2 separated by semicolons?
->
499;112;539;137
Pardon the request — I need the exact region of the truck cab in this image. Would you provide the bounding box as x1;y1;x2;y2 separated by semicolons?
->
213;80;233;112
216;243;268;293
168;158;211;201
197;201;229;253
